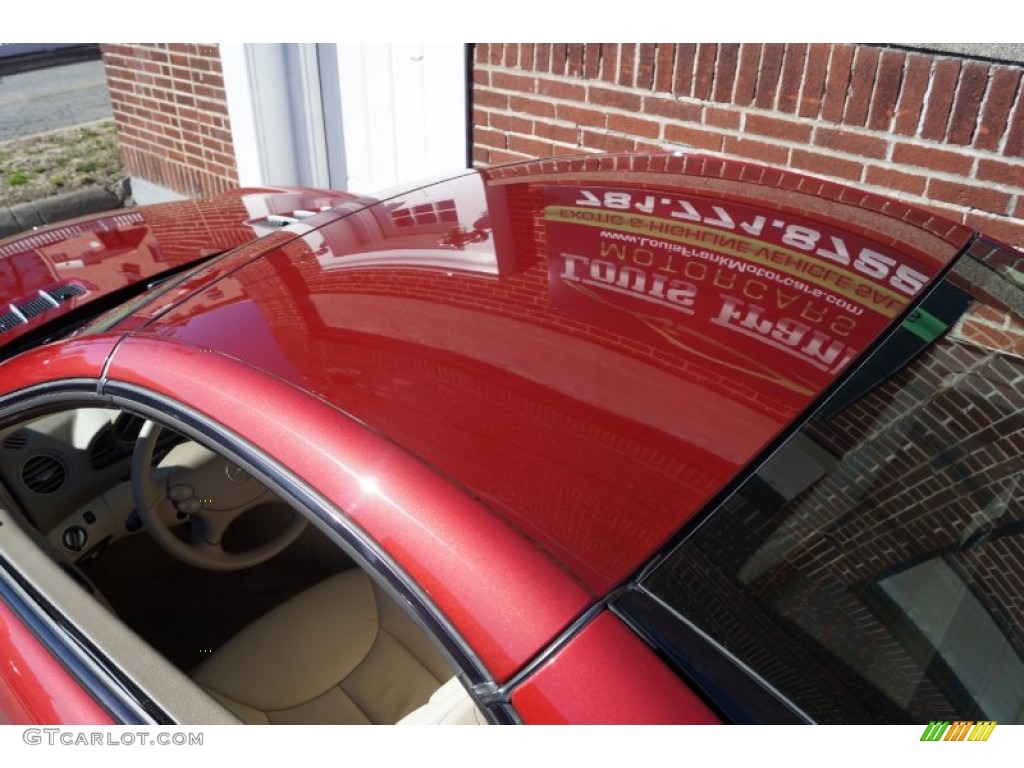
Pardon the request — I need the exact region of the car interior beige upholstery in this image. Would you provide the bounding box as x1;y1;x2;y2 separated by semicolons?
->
398;676;487;725
191;568;456;724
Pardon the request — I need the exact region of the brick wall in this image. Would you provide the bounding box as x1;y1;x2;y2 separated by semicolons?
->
472;44;1024;248
101;44;238;198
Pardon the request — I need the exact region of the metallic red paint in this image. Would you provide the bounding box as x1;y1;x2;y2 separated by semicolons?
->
0;599;111;724
0;187;356;347
126;155;972;596
102;338;593;683
0;153;984;724
510;612;720;724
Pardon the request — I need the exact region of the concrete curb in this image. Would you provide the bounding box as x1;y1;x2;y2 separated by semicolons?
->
0;184;128;240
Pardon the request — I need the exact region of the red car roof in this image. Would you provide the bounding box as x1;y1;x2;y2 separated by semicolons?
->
112;153;974;594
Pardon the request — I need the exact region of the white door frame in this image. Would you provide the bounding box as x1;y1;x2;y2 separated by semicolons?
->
221;43;468;193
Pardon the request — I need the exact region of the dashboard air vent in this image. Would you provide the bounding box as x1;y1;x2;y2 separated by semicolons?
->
2;431;28;451
22;455;68;494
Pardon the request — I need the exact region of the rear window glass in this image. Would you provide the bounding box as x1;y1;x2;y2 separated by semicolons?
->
642;238;1024;723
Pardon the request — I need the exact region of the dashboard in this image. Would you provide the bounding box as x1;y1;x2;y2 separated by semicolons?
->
0;409;185;564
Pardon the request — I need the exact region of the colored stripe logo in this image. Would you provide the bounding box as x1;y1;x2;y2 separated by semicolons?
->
920;721;997;741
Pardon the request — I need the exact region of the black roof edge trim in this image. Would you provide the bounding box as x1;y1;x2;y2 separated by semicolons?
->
0;379;102;415
612;588;811;725
101;381;505;722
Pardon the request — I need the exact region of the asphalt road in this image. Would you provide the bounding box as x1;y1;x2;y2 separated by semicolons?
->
0;58;112;142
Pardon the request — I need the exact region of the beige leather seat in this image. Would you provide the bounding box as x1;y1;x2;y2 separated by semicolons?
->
398;676;487;725
191;568;455;724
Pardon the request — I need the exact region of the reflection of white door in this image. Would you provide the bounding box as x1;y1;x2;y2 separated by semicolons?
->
221;43;467;193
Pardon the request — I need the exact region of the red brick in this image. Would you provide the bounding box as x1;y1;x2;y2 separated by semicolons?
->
537;78;585;101
864;165;928;196
799;43;830;118
754;43;785;110
508;134;555;157
867;49;905;131
501;44;519;68
600;43;619;84
636;43;656;90
509;94;553;118
965;303;1012;326
489;149;532;165
964;212;1024;247
582;44;600;80
713;43;740;103
822;44;855;123
475;126;507;150
185;56;212;73
814;126;888;158
488;44;504;66
588;85;642;112
948;61;990;145
673;43;696;97
778;43;807;113
533;120;579;146
842;46;880;127
928;178;1011;214
617;43;636;87
790;148;864;182
490;113;533;135
893;54;932;136
1005;94;1024;157
724;136;789;165
664;124;724;152
472;107;489;128
976;159;1024;187
534;44;550;72
492;72;535;93
581;130;636;153
693;43;717;101
551;44;568;76
892;143;973;175
655;43;675;93
1015;199;1024;219
734;44;760;107
746;114;812;143
642;96;702;123
556;103;607;128
520;44;535;71
475;89;507;111
634;140;665;154
703;106;740;130
567;44;584;77
608;113;661;139
976;67;1022;151
921;58;961;141
473;69;490;87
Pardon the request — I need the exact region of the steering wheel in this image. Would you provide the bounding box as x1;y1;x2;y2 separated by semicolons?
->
130;420;306;571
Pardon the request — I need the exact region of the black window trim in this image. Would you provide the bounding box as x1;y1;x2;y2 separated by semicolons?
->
611;234;985;724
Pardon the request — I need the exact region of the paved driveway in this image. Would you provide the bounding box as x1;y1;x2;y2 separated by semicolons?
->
0;58;112;141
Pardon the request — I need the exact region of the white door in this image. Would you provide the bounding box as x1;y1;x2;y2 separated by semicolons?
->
222;43;468;194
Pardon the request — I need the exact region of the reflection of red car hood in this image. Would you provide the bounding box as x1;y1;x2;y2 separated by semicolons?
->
0;186;357;349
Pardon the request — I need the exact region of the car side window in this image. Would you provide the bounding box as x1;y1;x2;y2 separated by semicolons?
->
0;402;485;724
636;237;1024;723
